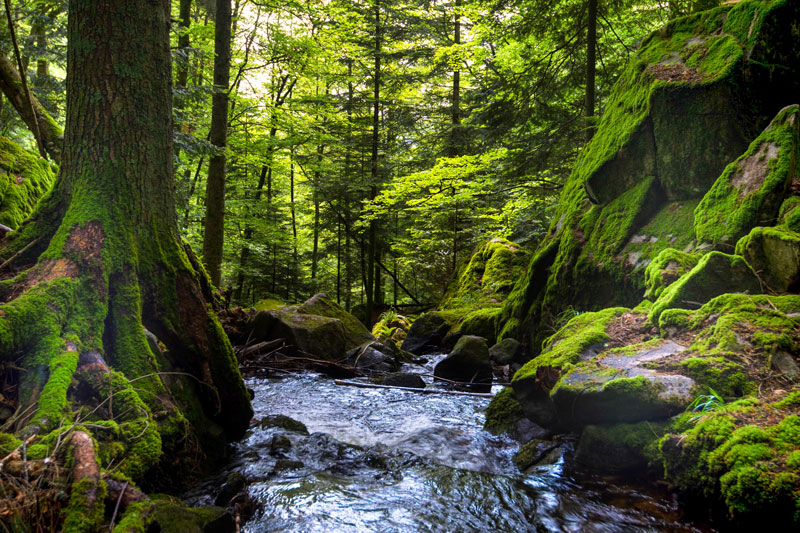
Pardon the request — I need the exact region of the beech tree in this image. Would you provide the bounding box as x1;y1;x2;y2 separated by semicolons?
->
0;0;251;527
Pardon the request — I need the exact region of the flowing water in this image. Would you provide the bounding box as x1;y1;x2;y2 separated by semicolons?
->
185;356;715;532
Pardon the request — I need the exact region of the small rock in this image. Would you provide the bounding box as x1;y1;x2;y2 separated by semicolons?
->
434;335;492;392
214;472;247;507
401;312;451;355
772;351;799;381
269;434;292;455
489;338;524;366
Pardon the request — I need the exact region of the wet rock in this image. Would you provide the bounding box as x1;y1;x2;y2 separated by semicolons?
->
434;335;492;392
346;341;400;372
378;372;425;389
202;511;237;533
736;226;800;293
489;338;524;366
513;440;562;471
272;459;305;472
214;472;247;507
259;415;309;435
269;434;292;455
576;421;666;473
771;351;799;382
401;312;451;355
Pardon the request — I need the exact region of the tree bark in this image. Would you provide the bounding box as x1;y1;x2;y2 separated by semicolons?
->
366;0;381;326
0;0;252;525
201;0;232;286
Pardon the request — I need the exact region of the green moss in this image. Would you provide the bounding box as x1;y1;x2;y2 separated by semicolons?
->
658;390;800;520
0;432;22;454
778;196;800;232
457;307;502;345
644;248;700;300
649;251;761;323
113;498;229;533
441;238;530;309
484;387;524;435
680;357;753;397
253;298;285;311
62;476;107;532
512;307;627;383
32;347;79;432
0;136;57;230
694;105;799;246
576;420;667;473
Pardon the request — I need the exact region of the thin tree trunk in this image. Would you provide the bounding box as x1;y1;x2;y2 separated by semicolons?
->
201;0;232;286
450;0;461;157
585;0;597;141
366;0;381;326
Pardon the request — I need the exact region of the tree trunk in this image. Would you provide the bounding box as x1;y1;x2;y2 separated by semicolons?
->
0;0;251;527
450;0;461;157
585;0;597;141
201;0;232;286
366;0;381;326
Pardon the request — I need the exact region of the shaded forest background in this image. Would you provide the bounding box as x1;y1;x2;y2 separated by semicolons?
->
1;0;708;315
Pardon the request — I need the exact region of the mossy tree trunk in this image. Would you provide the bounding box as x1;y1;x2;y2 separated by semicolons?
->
0;0;251;529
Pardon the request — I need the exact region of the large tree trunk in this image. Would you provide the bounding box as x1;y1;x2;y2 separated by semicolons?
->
0;0;251;529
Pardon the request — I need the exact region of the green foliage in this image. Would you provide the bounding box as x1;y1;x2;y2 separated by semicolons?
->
686;386;725;423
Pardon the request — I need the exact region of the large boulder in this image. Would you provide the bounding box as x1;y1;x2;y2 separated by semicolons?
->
498;0;800;353
433;335;492;392
296;293;374;351
246;309;347;361
345;341;401;372
694;105;799;246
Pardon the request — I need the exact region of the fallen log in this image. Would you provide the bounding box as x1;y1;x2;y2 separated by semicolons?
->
333;379;494;398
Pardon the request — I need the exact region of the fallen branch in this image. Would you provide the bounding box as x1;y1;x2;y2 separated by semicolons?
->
237;339;285;360
333;379;494;398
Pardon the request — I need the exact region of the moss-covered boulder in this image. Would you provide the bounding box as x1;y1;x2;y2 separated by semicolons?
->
296;293;374;351
779;196;800;232
114;498;233;533
643;248;699;300
489;338;524;366
499;0;800;354
246;309;347;361
736;226;800;293
441;238;530;309
649;251;761;323
695;105;799;246
434;335;492;391
371;311;411;350
0;136;56;230
658;392;800;523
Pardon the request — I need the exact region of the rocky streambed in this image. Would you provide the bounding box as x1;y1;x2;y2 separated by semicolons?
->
184;356;714;532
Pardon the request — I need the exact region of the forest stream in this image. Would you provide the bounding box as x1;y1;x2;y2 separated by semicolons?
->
184;356;715;532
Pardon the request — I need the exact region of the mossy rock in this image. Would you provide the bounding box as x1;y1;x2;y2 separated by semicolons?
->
644;248;700;300
0;136;57;230
258;414;309;435
434;335;492;391
695;105;799;247
499;0;800;356
778;195;800;232
576;421;667;474
246;309;347;361
736;226;800;293
440;238;530;309
113;498;232;533
371;311;411;350
484;387;524;436
253;298;286;312
296;293;374;351
649;251;761;323
457;307;502;345
657;391;800;523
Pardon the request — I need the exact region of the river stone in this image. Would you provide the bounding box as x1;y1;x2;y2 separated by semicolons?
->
575;421;666;474
269;434;292;455
434;335;492;392
246;309;347;361
401;312;451;355
379;372;425;389
551;339;695;427
214;472;247;507
771;351;799;382
259;415;309;435
736;226;800;293
489;338;524;366
346;341;400;372
296;293;375;350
